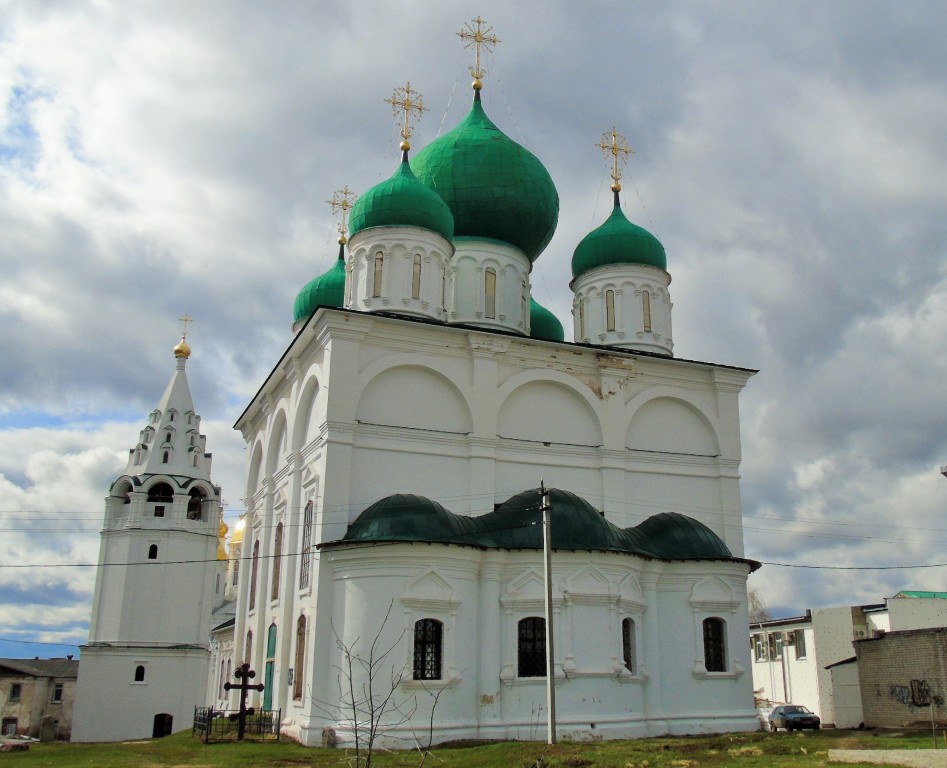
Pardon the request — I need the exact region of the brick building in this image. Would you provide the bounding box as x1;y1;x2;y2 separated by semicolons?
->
0;658;79;740
855;628;947;729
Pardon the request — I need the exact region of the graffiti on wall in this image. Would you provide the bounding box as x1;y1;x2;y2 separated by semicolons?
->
889;679;943;707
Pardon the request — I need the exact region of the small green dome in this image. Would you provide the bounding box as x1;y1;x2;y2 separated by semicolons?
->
571;199;666;279
529;297;564;342
631;512;732;560
293;251;346;322
349;158;454;242
411;93;559;262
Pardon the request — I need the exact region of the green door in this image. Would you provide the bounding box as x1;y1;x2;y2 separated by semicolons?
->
263;661;274;710
264;623;277;710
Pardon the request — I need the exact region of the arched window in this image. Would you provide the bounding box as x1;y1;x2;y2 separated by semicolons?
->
165;431;172;443
413;619;443;680
622;618;636;674
249;540;259;611
605;289;616;332
299;501;313;589
703;617;726;672
187;489;204;520
578;298;586;340
134;665;145;682
271;523;283;600
148;483;173;503
373;252;384;298
162;451;169;464
245;630;253;665
168;410;176;422
232;551;240;586
517;617;546;678
219;659;226;698
293;615;306;700
147;544;158;560
642;290;652;332
411;253;422;299
484;268;497;319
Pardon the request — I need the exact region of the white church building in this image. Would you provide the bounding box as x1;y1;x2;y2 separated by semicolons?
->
78;21;762;746
218;34;761;746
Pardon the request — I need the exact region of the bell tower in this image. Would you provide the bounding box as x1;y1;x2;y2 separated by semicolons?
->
72;324;226;742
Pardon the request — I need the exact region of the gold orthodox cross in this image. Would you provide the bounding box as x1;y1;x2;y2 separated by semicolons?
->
327;186;357;242
458;16;499;85
597;128;633;191
385;82;428;151
178;313;193;340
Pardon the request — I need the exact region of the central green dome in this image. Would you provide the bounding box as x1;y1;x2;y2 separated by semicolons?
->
349;157;454;242
411;93;559;262
572;198;666;280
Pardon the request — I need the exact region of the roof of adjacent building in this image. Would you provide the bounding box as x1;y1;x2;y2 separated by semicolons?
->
893;590;947;599
0;658;79;678
329;488;758;569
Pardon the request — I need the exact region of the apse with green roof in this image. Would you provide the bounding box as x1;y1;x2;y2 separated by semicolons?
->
347;83;456;323
570;128;674;356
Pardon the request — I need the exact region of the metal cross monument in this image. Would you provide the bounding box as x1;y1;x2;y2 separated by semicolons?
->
223;662;265;740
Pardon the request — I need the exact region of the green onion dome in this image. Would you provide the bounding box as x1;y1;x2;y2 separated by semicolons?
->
529;297;564;342
571;194;666;280
411;93;559;262
349;157;454;242
293;244;346;323
632;512;732;560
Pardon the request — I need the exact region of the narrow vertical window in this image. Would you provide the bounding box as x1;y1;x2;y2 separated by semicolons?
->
162;451;169;464
245;630;253;665
578;298;586;340
622;618;636;674
485;268;497;319
294;615;306;700
372;252;383;298
794;629;807;659
148;544;158;560
703;617;726;672
441;268;446;308
605;289;616;332
134;665;145;682
642;290;652;332
413;619;443;680
271;523;283;600
299;501;313;589
346;262;353;306
219;659;226;698
411;253;422;299
52;683;63;702
517;617;546;677
249;540;259;611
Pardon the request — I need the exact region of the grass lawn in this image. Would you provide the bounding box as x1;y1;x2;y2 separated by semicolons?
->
2;728;940;767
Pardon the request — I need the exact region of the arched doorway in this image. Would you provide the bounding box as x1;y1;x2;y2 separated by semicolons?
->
152;713;173;738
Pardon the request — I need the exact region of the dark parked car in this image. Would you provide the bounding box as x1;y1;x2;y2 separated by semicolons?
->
768;704;821;731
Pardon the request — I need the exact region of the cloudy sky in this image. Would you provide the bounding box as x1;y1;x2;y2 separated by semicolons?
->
2;1;946;659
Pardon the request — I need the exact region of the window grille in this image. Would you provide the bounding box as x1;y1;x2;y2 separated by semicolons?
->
517;617;546;677
413;619;443;680
703;617;726;672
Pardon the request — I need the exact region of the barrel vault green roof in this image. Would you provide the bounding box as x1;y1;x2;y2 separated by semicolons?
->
338;488;746;566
